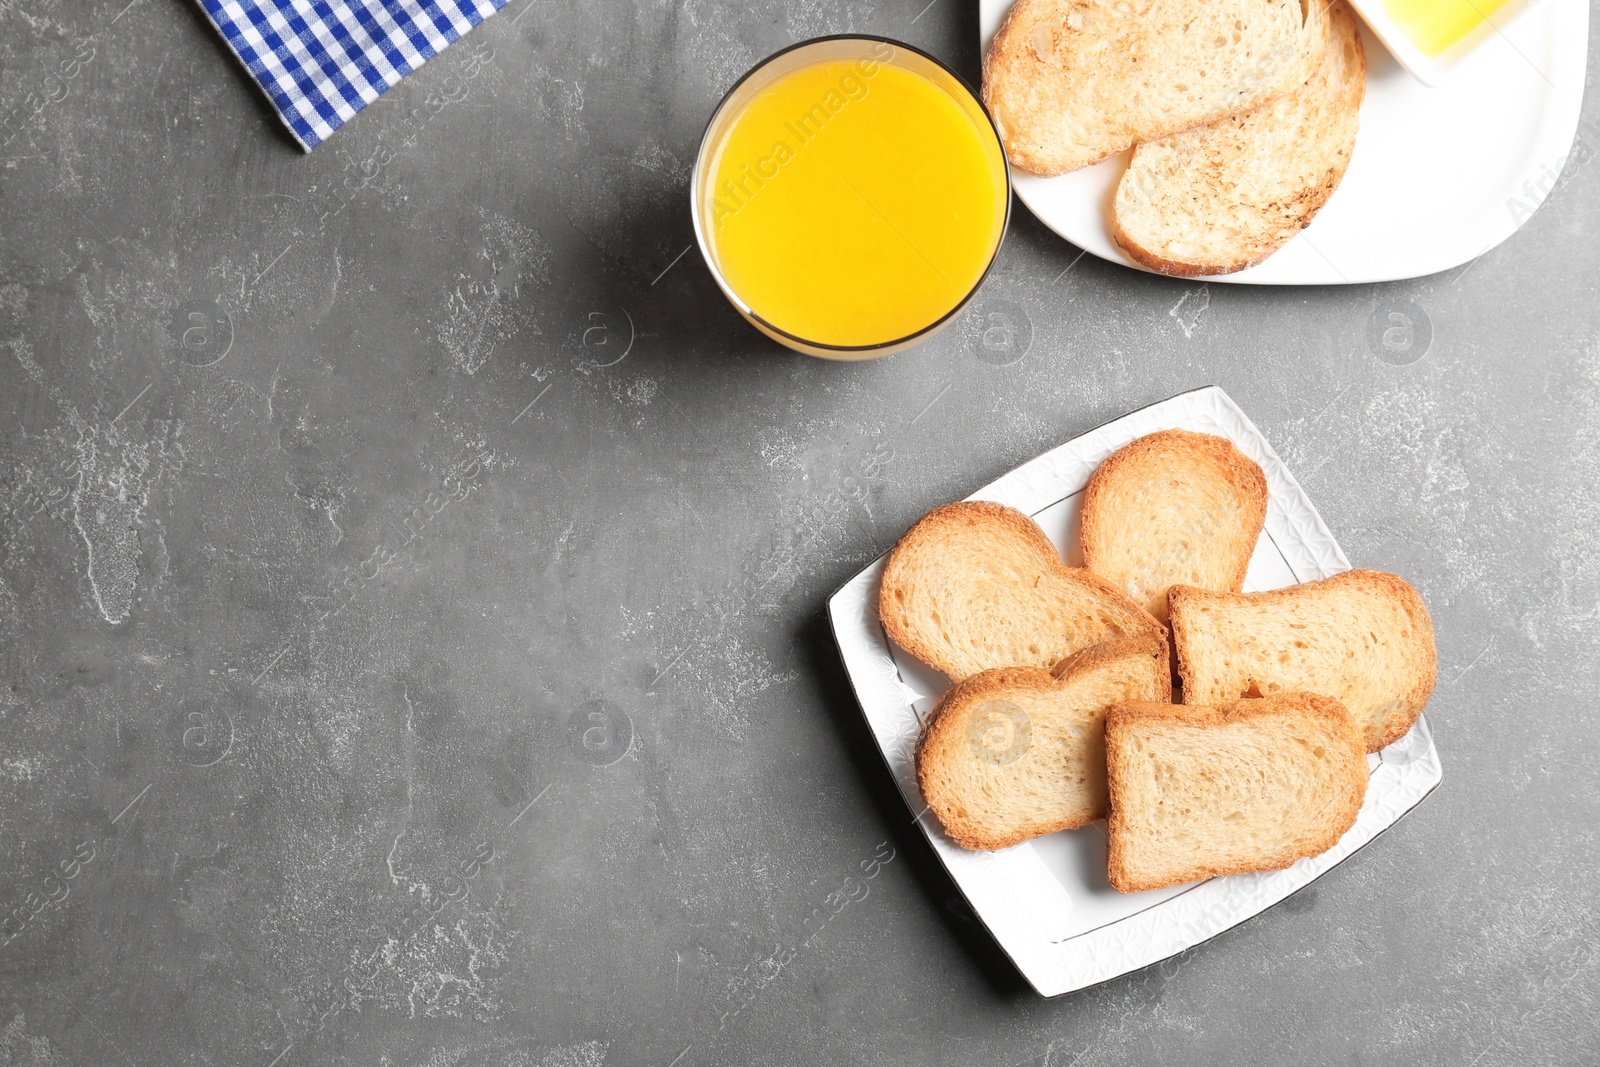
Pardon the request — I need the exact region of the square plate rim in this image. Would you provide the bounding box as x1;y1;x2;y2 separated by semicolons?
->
824;384;1444;996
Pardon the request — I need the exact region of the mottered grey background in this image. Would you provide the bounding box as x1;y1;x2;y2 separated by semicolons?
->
1;0;1597;1064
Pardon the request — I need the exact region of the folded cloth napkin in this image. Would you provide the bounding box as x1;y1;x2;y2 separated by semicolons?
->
196;0;508;150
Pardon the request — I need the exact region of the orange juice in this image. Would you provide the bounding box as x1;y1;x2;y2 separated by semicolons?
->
1384;0;1516;55
699;48;1008;349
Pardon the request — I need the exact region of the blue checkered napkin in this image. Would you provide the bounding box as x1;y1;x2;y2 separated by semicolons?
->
196;0;508;150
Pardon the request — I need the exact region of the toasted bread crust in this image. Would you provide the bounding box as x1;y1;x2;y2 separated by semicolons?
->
1109;231;1264;279
1105;692;1367;892
1080;429;1268;619
1051;633;1174;703
879;500;1164;681
1169;569;1438;752
918;634;1171;850
1048;632;1172;687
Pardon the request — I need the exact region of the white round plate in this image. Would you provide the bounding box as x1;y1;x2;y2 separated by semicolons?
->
977;0;1591;284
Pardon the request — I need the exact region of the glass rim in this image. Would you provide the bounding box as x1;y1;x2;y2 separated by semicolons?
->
690;34;1014;355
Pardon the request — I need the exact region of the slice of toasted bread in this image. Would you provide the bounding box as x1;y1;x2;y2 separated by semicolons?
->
1080;429;1268;622
983;0;1327;176
1170;569;1437;751
918;636;1171;850
1105;692;1367;892
879;500;1164;681
1112;1;1366;277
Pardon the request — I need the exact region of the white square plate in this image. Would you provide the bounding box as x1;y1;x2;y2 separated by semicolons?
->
978;0;1590;284
827;386;1443;996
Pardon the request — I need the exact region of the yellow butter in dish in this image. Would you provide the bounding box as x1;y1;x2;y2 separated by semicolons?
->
1351;0;1538;85
1384;0;1517;56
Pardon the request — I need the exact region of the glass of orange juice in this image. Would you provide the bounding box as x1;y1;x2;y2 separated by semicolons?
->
692;37;1011;360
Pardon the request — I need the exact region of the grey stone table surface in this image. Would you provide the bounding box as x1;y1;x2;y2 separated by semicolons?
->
1;1;1597;1064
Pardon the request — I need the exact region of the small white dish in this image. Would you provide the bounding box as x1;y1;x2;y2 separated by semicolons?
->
978;0;1589;284
1346;0;1537;87
827;386;1443;997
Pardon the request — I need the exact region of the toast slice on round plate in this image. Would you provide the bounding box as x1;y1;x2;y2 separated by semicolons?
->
1112;1;1366;277
984;0;1327;176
